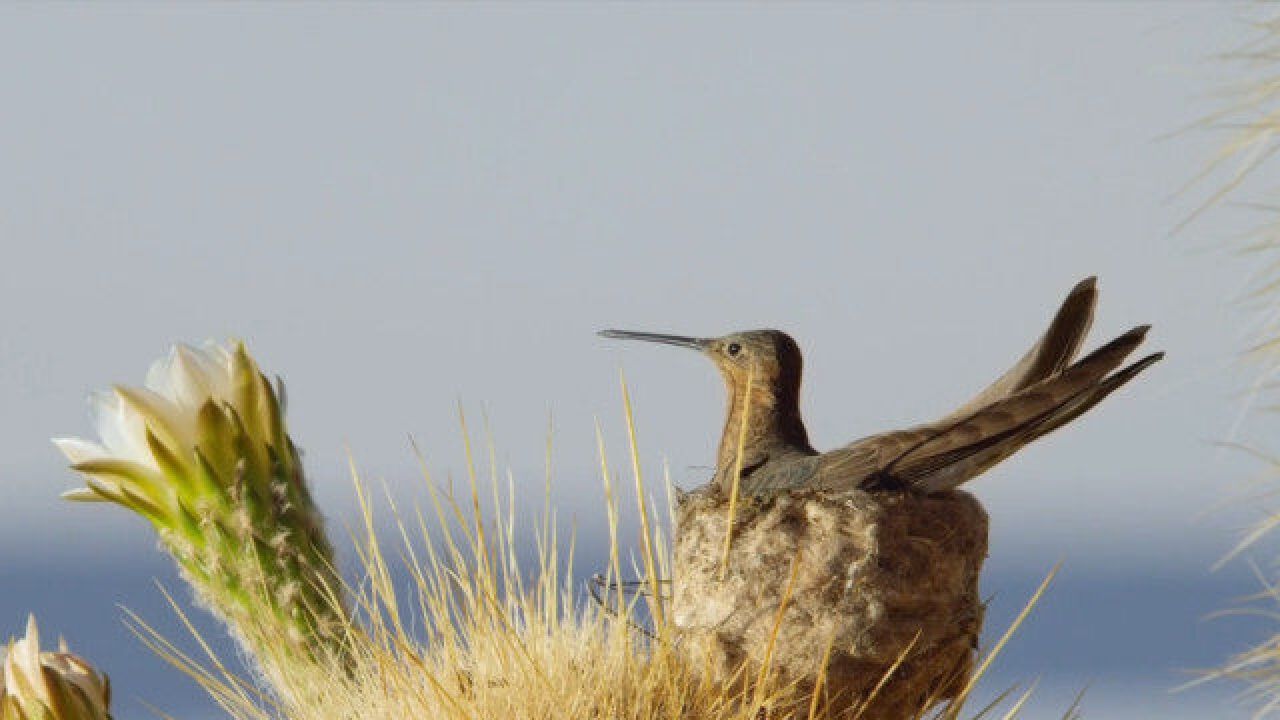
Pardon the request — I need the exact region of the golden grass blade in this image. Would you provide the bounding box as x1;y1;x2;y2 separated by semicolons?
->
719;369;754;581
620;370;667;632
999;681;1039;720
753;552;804;698
806;632;839;720
963;686;1019;720
943;562;1060;720
595;420;626;618
851;631;921;719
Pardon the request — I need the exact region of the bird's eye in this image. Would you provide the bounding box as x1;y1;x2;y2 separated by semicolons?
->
726;342;742;357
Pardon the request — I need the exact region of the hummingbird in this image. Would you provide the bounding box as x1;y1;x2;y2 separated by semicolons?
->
599;277;1162;496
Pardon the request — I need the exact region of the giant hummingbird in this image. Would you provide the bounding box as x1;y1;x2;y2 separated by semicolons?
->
599;277;1161;495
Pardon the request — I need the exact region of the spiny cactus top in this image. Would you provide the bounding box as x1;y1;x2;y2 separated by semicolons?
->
54;342;349;686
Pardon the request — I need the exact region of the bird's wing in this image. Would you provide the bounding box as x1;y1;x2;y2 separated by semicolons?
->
936;276;1098;425
816;324;1160;493
805;426;939;488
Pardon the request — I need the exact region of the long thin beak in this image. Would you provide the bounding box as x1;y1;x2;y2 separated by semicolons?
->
597;329;711;351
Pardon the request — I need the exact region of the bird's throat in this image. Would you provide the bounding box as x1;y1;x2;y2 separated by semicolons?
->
715;382;813;485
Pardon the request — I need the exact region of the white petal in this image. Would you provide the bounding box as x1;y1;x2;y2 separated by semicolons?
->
114;385;199;454
62;340;247;484
168;345;217;409
198;341;237;399
4;615;49;705
51;437;108;464
83;478;124;500
89;390;154;469
143;349;176;399
61;488;107;502
47;652;107;711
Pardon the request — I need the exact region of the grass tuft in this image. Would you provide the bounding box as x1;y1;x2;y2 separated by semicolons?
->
136;389;1062;719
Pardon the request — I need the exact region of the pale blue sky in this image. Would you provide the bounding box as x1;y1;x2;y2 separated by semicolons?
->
0;3;1272;718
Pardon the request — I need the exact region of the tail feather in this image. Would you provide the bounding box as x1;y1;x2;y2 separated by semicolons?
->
818;277;1161;495
910;352;1162;493
940;277;1097;424
1025;351;1164;444
889;327;1157;492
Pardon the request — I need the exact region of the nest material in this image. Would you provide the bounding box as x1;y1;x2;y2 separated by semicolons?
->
671;485;988;719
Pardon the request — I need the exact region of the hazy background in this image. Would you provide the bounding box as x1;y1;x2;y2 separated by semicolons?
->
0;3;1273;718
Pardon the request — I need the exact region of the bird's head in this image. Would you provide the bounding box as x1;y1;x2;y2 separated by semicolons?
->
597;328;804;398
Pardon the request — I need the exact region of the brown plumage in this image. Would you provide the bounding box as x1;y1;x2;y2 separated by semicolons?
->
599;276;1162;495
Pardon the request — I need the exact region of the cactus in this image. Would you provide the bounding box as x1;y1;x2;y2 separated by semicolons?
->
54;342;349;693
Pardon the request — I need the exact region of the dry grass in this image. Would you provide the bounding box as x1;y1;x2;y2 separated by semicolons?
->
1182;7;1280;716
124;389;1057;720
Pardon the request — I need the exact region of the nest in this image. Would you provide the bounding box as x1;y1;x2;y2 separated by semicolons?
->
671;485;988;719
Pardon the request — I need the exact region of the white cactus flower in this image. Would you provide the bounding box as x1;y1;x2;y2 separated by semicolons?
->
53;343;255;507
54;341;347;684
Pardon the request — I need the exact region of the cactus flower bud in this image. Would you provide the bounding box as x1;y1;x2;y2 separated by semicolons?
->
1;615;111;720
